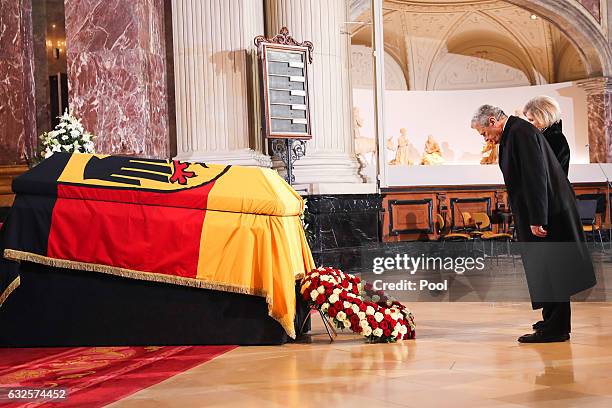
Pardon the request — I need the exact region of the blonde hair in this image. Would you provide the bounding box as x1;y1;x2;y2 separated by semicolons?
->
523;96;561;128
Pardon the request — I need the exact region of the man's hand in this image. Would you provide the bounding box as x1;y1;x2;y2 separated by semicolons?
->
530;225;548;238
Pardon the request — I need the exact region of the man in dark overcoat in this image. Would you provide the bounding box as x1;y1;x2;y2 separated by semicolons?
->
471;105;596;343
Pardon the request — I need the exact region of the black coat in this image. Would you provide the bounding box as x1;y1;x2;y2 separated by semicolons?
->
542;120;570;176
499;116;596;307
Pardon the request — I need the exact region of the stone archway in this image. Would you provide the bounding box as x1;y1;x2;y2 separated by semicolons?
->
505;0;612;77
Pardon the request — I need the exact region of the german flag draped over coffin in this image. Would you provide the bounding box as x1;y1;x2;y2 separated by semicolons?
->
0;153;315;338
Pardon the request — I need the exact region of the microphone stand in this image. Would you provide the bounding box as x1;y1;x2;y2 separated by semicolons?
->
596;162;612;250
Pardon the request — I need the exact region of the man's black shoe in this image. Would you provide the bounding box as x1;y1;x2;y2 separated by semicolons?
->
532;320;544;330
518;331;570;343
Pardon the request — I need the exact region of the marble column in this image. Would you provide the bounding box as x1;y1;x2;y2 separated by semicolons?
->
65;0;170;158
171;0;271;167
265;0;364;185
0;0;36;165
577;77;612;163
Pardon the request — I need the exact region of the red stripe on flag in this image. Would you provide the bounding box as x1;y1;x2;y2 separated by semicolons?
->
47;184;215;279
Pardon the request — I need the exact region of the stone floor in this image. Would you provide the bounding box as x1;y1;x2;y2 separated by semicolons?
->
109;302;612;408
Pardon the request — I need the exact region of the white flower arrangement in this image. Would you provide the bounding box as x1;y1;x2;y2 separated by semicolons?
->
40;110;95;159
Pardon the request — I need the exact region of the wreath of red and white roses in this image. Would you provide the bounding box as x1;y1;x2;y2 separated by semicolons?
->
300;267;415;343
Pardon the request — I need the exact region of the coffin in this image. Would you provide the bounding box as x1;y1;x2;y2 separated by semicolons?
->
0;153;314;345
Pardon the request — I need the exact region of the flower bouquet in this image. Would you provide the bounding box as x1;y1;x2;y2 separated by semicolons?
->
40;110;95;159
300;267;415;343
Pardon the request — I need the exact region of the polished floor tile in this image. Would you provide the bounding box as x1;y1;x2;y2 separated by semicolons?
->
109;303;612;408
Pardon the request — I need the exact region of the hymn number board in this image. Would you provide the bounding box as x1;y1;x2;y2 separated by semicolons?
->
255;28;313;140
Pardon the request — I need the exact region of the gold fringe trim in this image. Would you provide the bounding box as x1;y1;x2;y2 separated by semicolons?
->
3;249;297;339
0;276;20;308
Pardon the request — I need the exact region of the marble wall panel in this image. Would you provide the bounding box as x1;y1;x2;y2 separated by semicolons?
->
65;0;169;157
0;0;36;165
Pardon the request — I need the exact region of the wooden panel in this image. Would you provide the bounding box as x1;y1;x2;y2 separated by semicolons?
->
0;165;27;208
382;182;611;242
448;196;492;230
388;199;433;235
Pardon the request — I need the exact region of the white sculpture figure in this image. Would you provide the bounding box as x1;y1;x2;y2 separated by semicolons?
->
353;106;376;165
420;135;445;165
388;128;413;165
480;141;498;165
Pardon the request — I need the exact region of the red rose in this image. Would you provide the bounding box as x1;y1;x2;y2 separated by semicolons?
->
371;321;379;330
350;314;360;325
316;294;325;305
345;308;354;316
341;280;349;288
367;315;376;325
353;324;363;333
325;287;333;295
302;291;310;301
380;321;389;330
359;303;367;312
328;307;337;317
384;314;393;323
383;329;391;337
334;301;343;310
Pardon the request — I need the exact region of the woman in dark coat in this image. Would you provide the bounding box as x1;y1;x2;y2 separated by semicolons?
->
524;96;571;175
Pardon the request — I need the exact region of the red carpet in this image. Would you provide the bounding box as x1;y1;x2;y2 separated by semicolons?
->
0;345;236;407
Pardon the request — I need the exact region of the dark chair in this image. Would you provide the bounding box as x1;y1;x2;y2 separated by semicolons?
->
576;199;604;250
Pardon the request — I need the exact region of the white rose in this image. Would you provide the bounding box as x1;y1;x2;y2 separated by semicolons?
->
372;328;383;337
357;312;366;320
343;301;351;309
363;326;372;336
351;304;360;314
328;294;339;304
311;272;319;278
317;286;325;294
360;320;369;329
336;311;346;321
320;275;329;282
374;312;384;323
310;289;319;301
321;303;329;312
399;326;408;335
343;320;351;328
333;288;342;295
44;149;53;158
366;306;375;315
384;309;390;315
